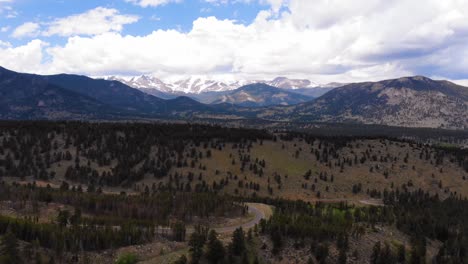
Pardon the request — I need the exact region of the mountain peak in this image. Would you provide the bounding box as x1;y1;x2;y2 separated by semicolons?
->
287;75;468;129
394;75;433;83
376;75;468;98
412;75;432;81
0;66;15;75
211;82;314;107
269;77;315;89
272;77;288;82
102;75;327;94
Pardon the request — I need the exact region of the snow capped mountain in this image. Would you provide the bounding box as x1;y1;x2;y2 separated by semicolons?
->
106;75;173;93
211;83;314;107
103;75;341;94
168;77;237;94
268;77;319;89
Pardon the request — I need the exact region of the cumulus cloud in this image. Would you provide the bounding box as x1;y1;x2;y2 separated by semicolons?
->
0;2;18;18
0;40;46;73
203;0;286;12
44;7;139;37
10;7;139;39
11;22;40;38
452;79;468;86
125;0;182;8
2;0;468;83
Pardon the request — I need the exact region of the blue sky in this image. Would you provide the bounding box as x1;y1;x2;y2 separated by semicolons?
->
1;0;468;84
1;0;265;45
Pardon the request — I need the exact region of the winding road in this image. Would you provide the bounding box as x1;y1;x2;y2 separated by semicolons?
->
156;199;382;237
155;203;270;236
213;203;267;234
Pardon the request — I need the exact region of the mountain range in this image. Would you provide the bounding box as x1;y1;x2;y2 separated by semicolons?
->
1;66;467;129
104;75;334;94
210;83;314;107
0;67;114;120
0;67;215;119
104;75;339;106
264;76;468;129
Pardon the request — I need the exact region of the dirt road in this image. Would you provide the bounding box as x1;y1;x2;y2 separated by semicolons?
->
213;203;268;234
155;203;271;236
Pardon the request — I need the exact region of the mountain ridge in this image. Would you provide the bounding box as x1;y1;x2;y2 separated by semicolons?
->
211;83;314;107
1;67;467;130
267;76;468;129
105;75;343;94
0;67;119;119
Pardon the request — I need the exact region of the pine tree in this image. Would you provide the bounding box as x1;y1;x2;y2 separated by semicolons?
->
205;230;225;264
371;241;381;264
315;243;329;264
338;248;347;264
253;256;260;264
241;252;249;264
0;231;22;264
189;231;206;264
173;255;187;264
397;244;406;263
230;227;245;256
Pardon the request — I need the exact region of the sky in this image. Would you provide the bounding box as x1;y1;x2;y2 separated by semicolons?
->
1;0;468;84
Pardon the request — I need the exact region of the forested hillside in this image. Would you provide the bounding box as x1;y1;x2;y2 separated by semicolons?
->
0;121;466;263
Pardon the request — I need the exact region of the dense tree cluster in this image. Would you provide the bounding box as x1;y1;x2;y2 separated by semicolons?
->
251;188;468;263
0;121;272;187
0;121;466;263
0;182;243;225
177;227;250;264
0;182;245;261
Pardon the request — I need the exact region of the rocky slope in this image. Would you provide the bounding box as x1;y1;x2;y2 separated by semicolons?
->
0;67;219;119
2;66;467;130
0;67;116;119
276;76;468;129
211;83;314;107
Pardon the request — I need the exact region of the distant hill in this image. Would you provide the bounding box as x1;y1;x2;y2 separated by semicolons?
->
211;83;314;107
291;87;337;98
0;67;217;119
45;74;168;115
134;88;178;100
1;67;467;129
273;76;468;129
0;67;117;119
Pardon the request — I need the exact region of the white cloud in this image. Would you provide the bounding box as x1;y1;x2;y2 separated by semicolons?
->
125;0;181;8
8;7;139;39
0;41;11;48
1;26;10;32
204;0;286;12
2;0;468;84
150;15;161;21
0;40;46;73
0;2;18;18
11;22;40;38
203;0;239;5
43;7;139;37
0;0;12;7
261;0;285;13
200;7;212;13
451;79;468;86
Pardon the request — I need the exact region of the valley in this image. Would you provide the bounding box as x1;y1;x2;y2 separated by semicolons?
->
2;1;468;263
0;121;466;263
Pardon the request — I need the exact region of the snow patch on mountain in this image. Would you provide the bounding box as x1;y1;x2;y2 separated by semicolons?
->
102;75;343;94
